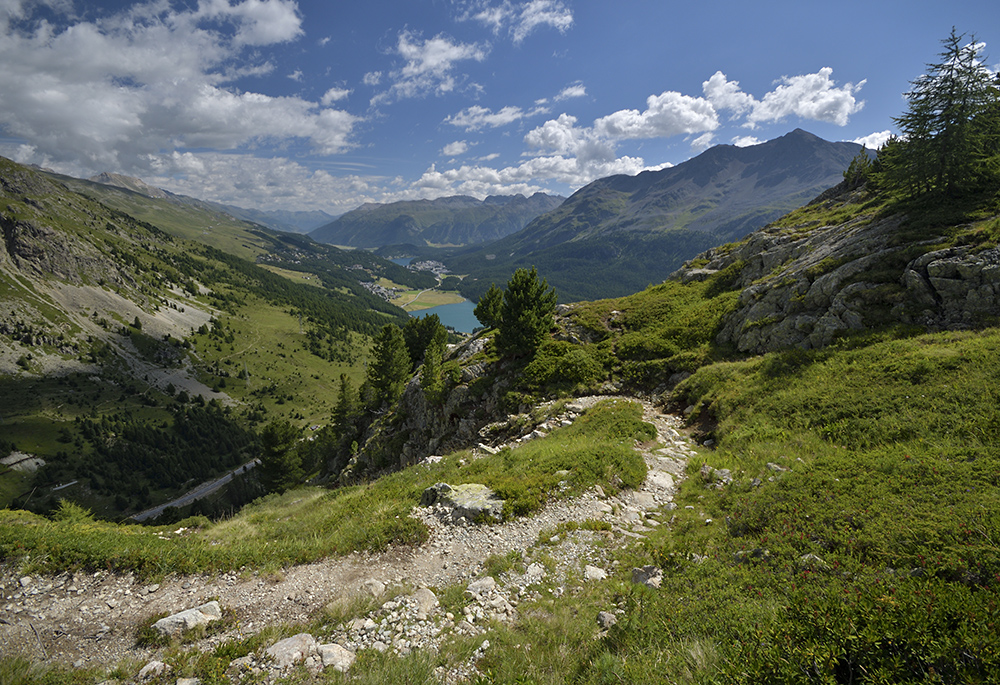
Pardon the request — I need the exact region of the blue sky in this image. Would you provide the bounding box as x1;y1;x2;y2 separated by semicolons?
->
0;0;996;214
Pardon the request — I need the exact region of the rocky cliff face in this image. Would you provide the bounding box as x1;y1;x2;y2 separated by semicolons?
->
675;185;1000;354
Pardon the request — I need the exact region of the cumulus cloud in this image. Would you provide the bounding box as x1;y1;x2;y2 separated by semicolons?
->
732;135;762;147
703;71;755;116
0;0;358;175
321;87;351;105
852;130;892;150
594;91;719;140
445;104;545;130
372;31;488;104
748;68;865;127
194;0;303;47
137;151;401;213
462;0;573;44
442;140;470;156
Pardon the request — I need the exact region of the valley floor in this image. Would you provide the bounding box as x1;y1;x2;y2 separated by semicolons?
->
0;397;696;680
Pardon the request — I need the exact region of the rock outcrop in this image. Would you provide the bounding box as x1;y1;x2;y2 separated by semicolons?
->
674;186;1000;354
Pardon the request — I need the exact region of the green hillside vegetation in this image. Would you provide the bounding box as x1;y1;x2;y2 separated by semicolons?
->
0;157;421;519
3;31;1000;683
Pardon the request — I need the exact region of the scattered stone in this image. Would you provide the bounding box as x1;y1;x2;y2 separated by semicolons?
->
319;643;356;672
631;565;663;589
266;633;317;669
596;611;618;629
798;553;829;571
583;565;607;581
362;579;385;598
466;577;496;596
137;660;168;679
411;587;438;620
151;601;222;637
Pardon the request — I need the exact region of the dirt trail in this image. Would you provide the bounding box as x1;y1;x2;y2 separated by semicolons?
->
0;397;697;671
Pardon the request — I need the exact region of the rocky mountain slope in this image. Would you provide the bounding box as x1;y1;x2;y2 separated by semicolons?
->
449;129;865;302
673;182;1000;354
310;193;564;248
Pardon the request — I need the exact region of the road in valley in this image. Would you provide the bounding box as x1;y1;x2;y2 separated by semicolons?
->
131;459;260;522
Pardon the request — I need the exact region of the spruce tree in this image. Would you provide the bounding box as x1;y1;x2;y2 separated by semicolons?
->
258;419;303;494
495;267;557;358
366;324;411;410
885;29;999;197
474;283;503;329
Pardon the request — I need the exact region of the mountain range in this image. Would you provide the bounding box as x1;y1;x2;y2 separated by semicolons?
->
309;192;565;248
448;129;866;301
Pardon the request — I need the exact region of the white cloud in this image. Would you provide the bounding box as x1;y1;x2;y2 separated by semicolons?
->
373;31;488;104
137;151;398;213
193;0;303;47
512;0;573;43
748;68;865;127
288;69;303;82
0;0;359;175
362;71;382;86
442;140;470;156
703;71;755;116
321;87;351;105
851;130;892;149
732;135;762;147
463;0;574;44
594;91;719;140
446;104;545;130
555;82;586;101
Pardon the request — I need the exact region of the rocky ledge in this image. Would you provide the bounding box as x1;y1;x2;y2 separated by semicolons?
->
675;189;1000;354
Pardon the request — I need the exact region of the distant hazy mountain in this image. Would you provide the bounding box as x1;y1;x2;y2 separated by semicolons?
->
449;129;866;302
88;172;335;233
309;193;565;248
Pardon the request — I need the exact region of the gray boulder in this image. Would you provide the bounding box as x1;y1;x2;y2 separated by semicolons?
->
421;482;504;522
151;601;222;637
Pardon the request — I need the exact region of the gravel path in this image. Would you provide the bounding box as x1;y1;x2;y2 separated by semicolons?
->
0;397;697;677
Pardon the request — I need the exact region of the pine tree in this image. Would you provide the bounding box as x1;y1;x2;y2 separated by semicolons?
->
473;283;503;329
366;324;411;410
419;325;448;404
884;29;999;197
495;267;557;358
332;373;358;440
258;419;302;494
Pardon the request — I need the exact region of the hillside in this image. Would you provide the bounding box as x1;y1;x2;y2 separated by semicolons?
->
449;129;864;302
88;171;336;234
2;153;1000;682
0;156;422;520
310;193;564;248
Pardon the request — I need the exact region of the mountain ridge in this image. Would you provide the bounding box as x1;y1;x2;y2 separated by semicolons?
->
448;129;865;302
310;192;565;248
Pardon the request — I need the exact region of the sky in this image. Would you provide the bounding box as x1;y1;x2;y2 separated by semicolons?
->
0;0;996;215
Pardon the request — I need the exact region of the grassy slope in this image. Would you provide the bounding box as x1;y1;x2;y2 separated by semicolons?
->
4;180;1000;681
0;400;652;575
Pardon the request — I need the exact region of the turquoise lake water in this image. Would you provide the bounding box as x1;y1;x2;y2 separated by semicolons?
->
411;300;478;334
